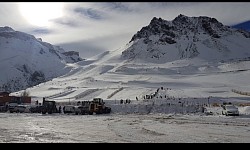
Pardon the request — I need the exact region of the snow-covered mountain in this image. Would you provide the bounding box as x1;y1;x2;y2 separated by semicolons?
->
0;26;83;92
11;15;250;102
122;14;250;63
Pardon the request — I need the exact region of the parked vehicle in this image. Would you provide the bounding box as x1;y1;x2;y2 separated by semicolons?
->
15;105;27;113
203;107;213;115
8;104;29;113
89;98;111;115
63;105;75;114
8;103;18;113
74;106;83;115
30;105;43;113
41;98;57;114
0;105;7;112
74;105;90;115
222;105;239;116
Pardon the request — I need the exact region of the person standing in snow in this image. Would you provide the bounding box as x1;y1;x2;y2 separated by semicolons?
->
59;106;61;114
63;106;65;114
201;106;205;113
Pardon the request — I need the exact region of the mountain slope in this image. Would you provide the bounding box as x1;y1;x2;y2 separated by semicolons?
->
122;14;250;63
232;20;250;32
11;15;250;102
0;26;83;92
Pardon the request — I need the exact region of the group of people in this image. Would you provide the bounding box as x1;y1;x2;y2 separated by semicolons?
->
137;87;173;101
120;99;131;104
55;106;68;114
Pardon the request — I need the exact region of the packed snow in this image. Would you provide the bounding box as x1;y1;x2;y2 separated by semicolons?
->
0;112;250;143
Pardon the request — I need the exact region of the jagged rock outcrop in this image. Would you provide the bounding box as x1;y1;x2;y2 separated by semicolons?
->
122;14;250;63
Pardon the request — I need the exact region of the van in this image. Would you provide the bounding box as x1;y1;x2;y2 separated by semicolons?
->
63;105;75;114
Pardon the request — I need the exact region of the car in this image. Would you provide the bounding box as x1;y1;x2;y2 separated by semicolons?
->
8;103;18;113
30;105;43;113
0;105;7;112
222;105;239;116
74;105;90;115
23;105;32;113
203;107;213;115
14;105;27;113
8;104;30;113
63;105;75;114
74;106;83;115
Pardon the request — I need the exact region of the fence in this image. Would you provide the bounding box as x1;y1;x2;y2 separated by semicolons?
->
232;89;250;96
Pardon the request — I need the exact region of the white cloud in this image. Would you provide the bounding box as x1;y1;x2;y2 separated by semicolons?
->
0;3;30;29
0;2;250;58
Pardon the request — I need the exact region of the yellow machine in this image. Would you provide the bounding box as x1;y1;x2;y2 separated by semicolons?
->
89;98;111;115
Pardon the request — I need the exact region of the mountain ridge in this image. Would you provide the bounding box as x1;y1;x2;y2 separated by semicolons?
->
0;26;83;92
122;14;250;63
7;15;250;100
232;20;250;32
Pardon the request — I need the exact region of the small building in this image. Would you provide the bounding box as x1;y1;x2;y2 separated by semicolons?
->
0;92;10;97
0;92;11;105
0;91;31;105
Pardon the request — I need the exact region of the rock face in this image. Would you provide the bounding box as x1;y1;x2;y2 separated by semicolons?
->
122;14;250;63
62;51;82;63
0;26;83;92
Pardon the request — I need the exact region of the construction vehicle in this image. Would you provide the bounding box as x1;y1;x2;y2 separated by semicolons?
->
74;101;91;115
41;98;58;114
88;98;111;115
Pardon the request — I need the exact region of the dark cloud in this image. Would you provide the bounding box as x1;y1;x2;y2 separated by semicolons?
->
57;32;132;59
146;2;204;8
59;41;105;59
74;7;103;20
98;2;140;13
97;2;193;13
103;2;133;12
52;18;79;27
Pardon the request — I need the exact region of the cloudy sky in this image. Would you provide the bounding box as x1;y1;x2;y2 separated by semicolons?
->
0;2;250;58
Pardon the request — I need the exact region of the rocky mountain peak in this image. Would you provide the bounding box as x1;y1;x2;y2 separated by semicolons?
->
172;14;189;22
122;15;250;63
0;26;14;32
130;14;231;43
